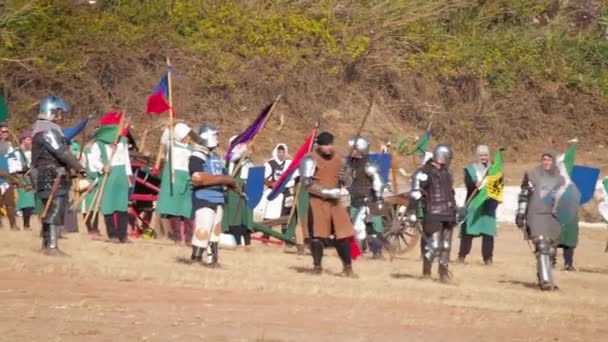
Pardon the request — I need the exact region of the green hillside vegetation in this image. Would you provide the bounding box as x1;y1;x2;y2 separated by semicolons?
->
1;0;607;155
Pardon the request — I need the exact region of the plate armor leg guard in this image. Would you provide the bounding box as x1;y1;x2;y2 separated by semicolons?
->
438;229;453;281
535;236;556;291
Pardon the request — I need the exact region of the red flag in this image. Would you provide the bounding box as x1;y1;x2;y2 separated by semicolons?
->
99;111;122;126
350;237;361;260
146;92;170;114
146;73;171;115
121;124;130;137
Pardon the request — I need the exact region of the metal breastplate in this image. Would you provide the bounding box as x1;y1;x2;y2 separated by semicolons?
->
423;165;455;216
31;132;69;195
349;157;373;203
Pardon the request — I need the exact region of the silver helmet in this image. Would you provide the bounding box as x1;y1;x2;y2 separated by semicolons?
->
38;95;71;121
198;124;219;149
348;136;370;157
432;143;453;165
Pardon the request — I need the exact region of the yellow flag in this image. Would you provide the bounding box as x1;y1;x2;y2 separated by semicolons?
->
486;171;504;202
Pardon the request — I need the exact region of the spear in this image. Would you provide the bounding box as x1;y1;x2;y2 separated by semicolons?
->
84;113;127;223
166;57;175;196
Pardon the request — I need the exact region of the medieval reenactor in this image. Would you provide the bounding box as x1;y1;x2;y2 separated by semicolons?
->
189;124;237;267
14;130;35;230
516;149;566;290
222;136;254;248
79;138;102;238
31;95;87;255
409;144;457;282
262;143;294;235
299;131;356;276
458;145;499;265
0;123;18;230
347;136;385;259
88;121;132;243
156;123;194;244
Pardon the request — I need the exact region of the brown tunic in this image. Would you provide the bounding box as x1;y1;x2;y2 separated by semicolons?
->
305;151;354;239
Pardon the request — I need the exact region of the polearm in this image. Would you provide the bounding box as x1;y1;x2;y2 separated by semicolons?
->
69;178;99;211
349;95;374;160
410;121;432;171
84;113;127;223
230;95;282;177
166;57;175;196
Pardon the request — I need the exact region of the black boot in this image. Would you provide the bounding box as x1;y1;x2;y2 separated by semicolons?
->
211;242;219;265
41;223;51;250
43;224;67;256
190;245;203;263
309;239;324;274
335;239;356;277
422;258;432;278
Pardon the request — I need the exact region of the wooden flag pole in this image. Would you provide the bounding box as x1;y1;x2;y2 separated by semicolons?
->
84;114;127;223
284;121;319;231
166;57;175;196
230;94;282;177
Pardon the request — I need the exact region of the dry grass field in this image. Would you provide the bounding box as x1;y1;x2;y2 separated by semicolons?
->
1;220;607;342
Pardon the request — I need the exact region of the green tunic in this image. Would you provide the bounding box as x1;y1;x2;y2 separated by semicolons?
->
283;188;309;241
14;148;35;210
97;139;130;215
156;142;193;218
222;177;253;232
464;164;497;237
559;220;578;247
81;146;101;213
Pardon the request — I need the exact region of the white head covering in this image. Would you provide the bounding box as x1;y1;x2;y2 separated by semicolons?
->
476;145;490;159
174;123;191;142
271;143;291;163
160;123;192;147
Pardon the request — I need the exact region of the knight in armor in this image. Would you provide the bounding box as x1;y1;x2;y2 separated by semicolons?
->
458;145;499;265
87;119;132;243
347;136;385;259
0;124;18;230
516;149;567;290
14;130;36;230
300;131;356;276
222;136;254;248
31;95;87;255
189;125;237;267
409;144;457;282
156;123;194;244
262;143;294;236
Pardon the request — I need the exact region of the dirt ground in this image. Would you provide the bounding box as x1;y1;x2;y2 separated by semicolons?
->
1;221;608;342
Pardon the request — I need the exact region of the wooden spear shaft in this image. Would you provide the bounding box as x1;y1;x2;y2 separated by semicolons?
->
84;115;126;222
230;94;282;177
166;57;175;196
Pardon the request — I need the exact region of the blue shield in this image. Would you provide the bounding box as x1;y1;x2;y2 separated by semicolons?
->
571;165;600;205
245;166;266;209
369;153;391;184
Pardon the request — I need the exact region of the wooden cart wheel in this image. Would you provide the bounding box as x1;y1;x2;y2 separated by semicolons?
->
382;203;420;255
